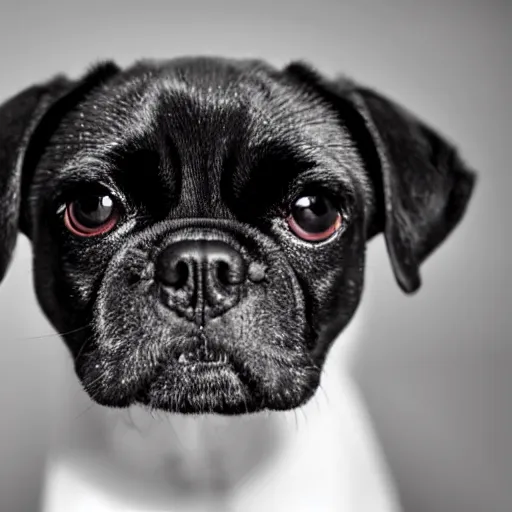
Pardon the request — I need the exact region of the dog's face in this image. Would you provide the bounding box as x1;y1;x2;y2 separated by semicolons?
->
0;58;475;414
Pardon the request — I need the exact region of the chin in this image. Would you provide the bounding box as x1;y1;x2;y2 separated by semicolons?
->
74;329;321;414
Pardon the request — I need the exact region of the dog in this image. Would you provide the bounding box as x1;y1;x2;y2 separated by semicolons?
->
0;57;475;511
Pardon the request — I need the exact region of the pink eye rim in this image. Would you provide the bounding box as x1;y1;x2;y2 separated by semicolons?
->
64;199;119;237
287;212;342;242
286;194;344;242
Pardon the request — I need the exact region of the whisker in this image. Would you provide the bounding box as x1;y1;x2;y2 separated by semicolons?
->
84;367;109;397
18;324;91;341
297;404;309;426
74;333;94;364
73;401;97;421
292;408;299;432
312;392;323;414
317;381;330;406
122;407;146;435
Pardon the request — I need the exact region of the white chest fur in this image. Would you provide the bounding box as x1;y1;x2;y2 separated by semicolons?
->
41;314;401;512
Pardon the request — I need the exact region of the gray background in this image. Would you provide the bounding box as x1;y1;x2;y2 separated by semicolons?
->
0;1;510;511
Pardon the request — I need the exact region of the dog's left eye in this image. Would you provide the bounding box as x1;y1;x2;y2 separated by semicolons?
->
287;195;342;242
64;194;120;237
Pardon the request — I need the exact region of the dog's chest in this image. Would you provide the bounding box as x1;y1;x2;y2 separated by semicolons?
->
42;323;399;512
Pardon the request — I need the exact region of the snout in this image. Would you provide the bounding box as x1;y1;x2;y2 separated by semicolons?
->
75;219;318;414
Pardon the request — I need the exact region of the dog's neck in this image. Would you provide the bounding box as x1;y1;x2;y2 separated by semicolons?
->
42;315;400;512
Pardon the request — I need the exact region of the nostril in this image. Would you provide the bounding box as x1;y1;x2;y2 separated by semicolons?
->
216;259;245;285
156;257;189;288
170;260;189;287
217;260;230;285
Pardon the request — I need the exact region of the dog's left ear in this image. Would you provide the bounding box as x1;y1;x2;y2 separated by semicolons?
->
0;62;120;284
285;63;477;293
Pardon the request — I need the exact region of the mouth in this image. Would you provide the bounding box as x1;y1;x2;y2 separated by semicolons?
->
124;335;252;413
174;344;230;366
79;332;319;414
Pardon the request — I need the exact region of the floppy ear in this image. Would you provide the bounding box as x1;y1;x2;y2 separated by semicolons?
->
0;62;120;284
343;86;476;293
285;63;477;293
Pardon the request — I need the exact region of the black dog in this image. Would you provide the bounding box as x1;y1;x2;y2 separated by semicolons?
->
0;57;475;417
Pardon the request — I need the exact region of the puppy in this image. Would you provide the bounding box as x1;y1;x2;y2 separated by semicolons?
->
0;57;475;511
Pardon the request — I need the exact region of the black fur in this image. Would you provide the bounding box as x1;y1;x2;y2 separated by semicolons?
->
0;57;476;414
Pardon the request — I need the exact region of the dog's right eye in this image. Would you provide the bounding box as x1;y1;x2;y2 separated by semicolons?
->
64;194;120;237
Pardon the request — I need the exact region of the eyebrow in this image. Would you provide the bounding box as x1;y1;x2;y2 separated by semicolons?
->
47;143;179;217
238;141;317;193
224;139;357;212
50;153;115;186
259;140;353;181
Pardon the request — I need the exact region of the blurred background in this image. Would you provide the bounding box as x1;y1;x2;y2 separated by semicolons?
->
0;0;509;510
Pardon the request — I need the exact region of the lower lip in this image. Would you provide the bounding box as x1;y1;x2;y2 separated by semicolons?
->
176;354;229;366
173;362;231;374
165;355;239;377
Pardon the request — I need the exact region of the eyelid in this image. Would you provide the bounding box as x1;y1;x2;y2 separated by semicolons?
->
53;180;128;214
286;188;351;217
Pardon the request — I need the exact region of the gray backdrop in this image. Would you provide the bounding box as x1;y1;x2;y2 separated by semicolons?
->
0;1;510;511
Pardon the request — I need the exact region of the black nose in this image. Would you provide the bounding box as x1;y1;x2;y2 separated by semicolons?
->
155;240;247;322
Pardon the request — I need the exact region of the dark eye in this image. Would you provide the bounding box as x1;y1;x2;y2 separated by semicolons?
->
287;195;342;242
64;194;119;237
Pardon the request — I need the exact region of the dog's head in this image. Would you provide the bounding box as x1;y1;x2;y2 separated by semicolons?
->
0;58;475;414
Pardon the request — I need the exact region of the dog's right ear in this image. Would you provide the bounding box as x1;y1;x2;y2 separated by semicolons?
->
0;62;121;284
284;62;476;294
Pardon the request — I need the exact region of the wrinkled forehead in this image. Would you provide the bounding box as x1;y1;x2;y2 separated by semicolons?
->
38;60;363;215
50;61;343;155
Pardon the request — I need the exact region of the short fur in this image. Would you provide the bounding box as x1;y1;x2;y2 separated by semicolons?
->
0;57;475;416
